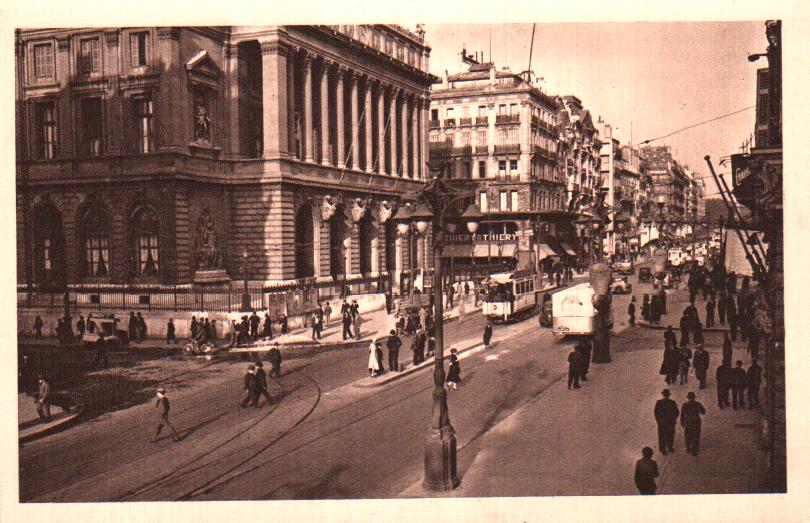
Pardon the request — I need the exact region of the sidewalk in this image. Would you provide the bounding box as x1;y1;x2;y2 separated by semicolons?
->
18;392;83;443
400;295;762;497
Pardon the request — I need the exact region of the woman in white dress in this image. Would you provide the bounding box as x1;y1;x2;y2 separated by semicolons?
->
368;338;381;377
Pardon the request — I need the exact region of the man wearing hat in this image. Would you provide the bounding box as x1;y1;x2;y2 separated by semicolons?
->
152;388;180;442
693;345;710;390
634;447;659;495
254;362;273;405
680;391;706;456
240;365;260;408
35;375;52;422
386;330;402;372
653;389;679;455
268;342;283;379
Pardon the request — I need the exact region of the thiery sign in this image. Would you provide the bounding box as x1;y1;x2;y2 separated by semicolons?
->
446;233;517;243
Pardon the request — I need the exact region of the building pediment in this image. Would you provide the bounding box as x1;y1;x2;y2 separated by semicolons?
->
185;50;222;90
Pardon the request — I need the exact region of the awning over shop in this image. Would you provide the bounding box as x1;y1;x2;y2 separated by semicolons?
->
559;243;577;257
472;243;516;258
441;244;474;258
536;243;557;259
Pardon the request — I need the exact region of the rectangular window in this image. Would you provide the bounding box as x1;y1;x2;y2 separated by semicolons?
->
510;103;518;115
33;43;54;81
133;95;154;153
478;105;487;117
78;37;101;76
446;107;454;118
34;101;57;160
511;190;519;211
462;106;470;118
461;132;471;146
499;160;506;176
138;234;159;276
43;238;52;271
80;97;103;156
478;161;486;179
130;32;150;67
498;104;507;115
477;130;487;146
431;108;438;121
85;236;110;277
499;191;508;211
479;191;488;213
510;159;518;173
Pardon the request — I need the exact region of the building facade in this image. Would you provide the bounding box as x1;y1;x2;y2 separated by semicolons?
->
641;144;689;224
428;60;573;276
16;25;435;294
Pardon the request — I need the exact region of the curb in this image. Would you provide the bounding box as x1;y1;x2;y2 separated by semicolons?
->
637;321;730;332
19;392;85;444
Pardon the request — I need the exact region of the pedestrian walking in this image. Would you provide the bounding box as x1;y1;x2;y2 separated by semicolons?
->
342;310;353;340
446;348;461;391
483;321;493;350
152;388;181;443
33;315;45;339
568;347;583;389
706;297;715;328
693;345;710;389
268;342;282;379
353;310;363;340
679;310;691;347
311;312;322;341
35;375;51;421
166;318;177;344
730;360;748;410
416;329;427;364
385;290;393;314
324;302;333;327
654;389;679;455
716;360;732;409
279;314;288;335
579;339;592;381
660;344;679;385
128;311;138;341
447;284;455;308
386;330;402;372
722;332;733;363
240;365;260;408
411;332;421;366
190;316;199;340
747;359;763;409
254;362;273;405
263;313;273;339
679;346;692;385
664;326;677;350
628;297;636;326
693;319;705;345
642;295;651;322
250;311;260;340
718;292;727;325
137;312;147;342
680;392;706;456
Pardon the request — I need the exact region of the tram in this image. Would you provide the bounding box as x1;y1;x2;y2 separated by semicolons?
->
482;270;538;322
552;283;613;336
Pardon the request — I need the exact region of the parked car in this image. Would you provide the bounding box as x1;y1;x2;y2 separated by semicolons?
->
638;267;652;283
614;260;634;275
611;276;633;294
81;314;129;350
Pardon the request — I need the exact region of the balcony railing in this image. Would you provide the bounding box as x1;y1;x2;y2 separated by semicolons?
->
475;116;489;125
445;118;456;127
495;114;520;124
453;145;473;156
458;117;473;126
474;145;489;154
494;144;521;154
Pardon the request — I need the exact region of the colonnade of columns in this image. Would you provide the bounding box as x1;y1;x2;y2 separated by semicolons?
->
267;45;428;179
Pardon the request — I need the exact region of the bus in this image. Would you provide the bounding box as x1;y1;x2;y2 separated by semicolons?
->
552;283;613;336
482;270;537;323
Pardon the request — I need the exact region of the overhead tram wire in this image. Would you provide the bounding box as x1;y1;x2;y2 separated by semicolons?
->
638;106;755;145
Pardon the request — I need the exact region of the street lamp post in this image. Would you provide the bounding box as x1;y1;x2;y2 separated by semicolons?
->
240;249;251;312
396;173;480;492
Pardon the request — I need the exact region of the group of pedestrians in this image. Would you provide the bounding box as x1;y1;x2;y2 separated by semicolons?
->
640;288;668;325
240;346;283;408
341;300;362;340
715;354;762;411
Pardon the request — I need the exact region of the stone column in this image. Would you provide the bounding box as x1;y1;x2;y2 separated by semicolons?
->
376;82;386;174
420;97;429;180
349;73;359;169
319;62;331;165
303;52;315;162
225;44;242;158
260;40;290;159
335;67;345;168
286;50;296;156
411;98;419;179
364;80;374;173
400;93;409;178
388;87;398;176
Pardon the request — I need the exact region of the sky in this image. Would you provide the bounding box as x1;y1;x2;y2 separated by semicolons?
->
423;22;766;198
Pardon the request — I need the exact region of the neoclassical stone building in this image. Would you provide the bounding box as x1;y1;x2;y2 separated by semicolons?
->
16;25;435;291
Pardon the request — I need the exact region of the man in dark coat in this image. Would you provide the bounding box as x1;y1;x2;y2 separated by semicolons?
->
254;362;273;405
166;318;177;344
342;310;353;340
445;348;461;390
730;360;748;410
76;315;86;339
416;329;427;364
747;359;763;409
660;345;679;385
190;316;199;340
249;311;260;340
654;389;679;455
128;311;138;340
579;339;593;381
268;342;283;379
705;297;715;328
628;297;636;327
664;326;677;349
386;330;402;372
279;314;288;335
722;332;733;363
263;313;273;339
483;322;493;349
384;290;393;314
567;347;583;389
240;365;260;408
680;391;706;456
137;312;147;342
717;292;727;325
693;345;710;389
679;311;691;347
716;360;731;409
634;447;659;495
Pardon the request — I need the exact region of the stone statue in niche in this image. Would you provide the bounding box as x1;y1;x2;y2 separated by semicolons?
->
193;95;211;144
379;200;393;224
351;197;369;223
196;208;222;270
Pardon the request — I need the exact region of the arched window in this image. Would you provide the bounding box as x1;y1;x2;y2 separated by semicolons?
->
79;202;112;278
358;215;375;275
131;206;160;278
32;201;65;284
295;204;315;279
329;213;347;279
